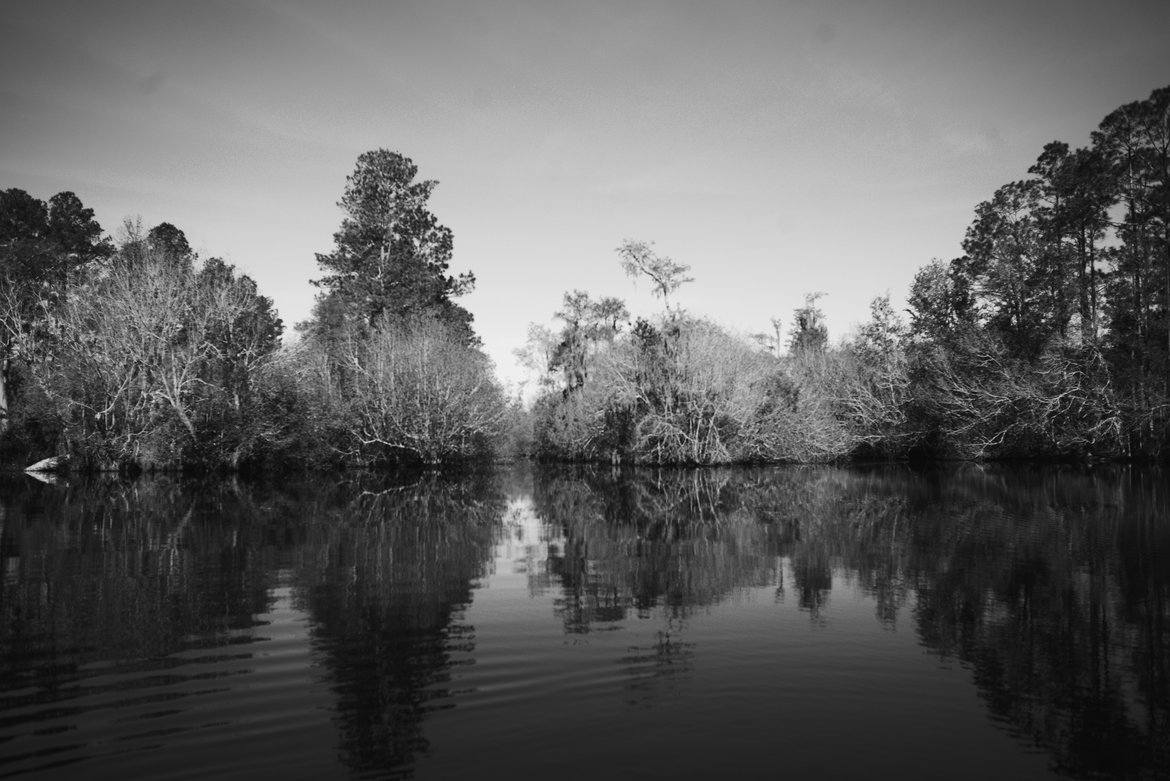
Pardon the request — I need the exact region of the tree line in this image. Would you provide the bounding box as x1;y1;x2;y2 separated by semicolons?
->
525;84;1170;463
4;83;1165;470
0;150;507;471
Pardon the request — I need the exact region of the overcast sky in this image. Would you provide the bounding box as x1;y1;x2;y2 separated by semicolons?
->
3;0;1168;388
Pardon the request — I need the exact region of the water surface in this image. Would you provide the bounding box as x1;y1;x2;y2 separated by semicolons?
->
1;465;1166;779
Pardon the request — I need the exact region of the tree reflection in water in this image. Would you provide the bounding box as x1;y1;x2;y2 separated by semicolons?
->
293;471;504;776
0;476;275;696
0;471;505;780
530;463;1169;777
532;466;787;632
904;466;1170;778
1;465;1166;779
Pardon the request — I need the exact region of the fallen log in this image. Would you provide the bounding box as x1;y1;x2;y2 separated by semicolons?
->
25;455;69;473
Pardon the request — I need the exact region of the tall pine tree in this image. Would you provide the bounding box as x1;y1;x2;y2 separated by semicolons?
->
310;150;477;344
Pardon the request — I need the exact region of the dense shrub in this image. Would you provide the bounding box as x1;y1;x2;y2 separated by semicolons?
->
532;315;861;464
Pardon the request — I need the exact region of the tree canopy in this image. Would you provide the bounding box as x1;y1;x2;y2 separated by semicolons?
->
311;149;477;343
0;188;111;434
616;239;692;314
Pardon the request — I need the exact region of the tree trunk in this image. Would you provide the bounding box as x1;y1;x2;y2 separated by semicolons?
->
169;397;198;443
0;357;9;436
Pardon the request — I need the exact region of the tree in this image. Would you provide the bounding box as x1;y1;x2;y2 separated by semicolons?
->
1093;86;1170;405
788;292;828;355
550;290;594;392
547;290;629;393
312;149;476;343
43;240;281;469
340;317;505;463
1027;142;1114;344
750;317;785;355
907;258;976;345
515;322;561;394
839;295;911;454
193;257;284;466
958;180;1063;357
44;192;110;281
616;239;693;314
591;296;629;340
148;222;194;265
0;188;110;435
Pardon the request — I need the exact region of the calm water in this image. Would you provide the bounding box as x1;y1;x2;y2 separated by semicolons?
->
0;464;1166;780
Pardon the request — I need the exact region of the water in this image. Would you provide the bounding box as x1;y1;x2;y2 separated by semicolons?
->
1;464;1166;779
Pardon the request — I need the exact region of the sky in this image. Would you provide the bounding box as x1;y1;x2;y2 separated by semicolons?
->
3;0;1168;391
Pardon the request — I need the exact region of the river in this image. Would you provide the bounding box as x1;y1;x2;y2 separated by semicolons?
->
1;464;1166;779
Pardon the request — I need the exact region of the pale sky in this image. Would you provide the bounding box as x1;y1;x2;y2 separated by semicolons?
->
3;0;1168;388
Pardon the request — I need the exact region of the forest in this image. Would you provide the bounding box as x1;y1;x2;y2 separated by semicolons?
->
0;150;505;471
1;84;1167;471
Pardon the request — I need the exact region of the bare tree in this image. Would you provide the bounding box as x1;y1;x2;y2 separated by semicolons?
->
918;336;1122;457
43;245;277;468
343;316;506;463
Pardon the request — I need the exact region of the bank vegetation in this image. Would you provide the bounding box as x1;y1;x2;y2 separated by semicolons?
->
1;84;1167;470
526;85;1170;463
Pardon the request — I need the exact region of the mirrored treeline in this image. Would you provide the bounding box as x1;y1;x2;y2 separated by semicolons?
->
1;465;1166;779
